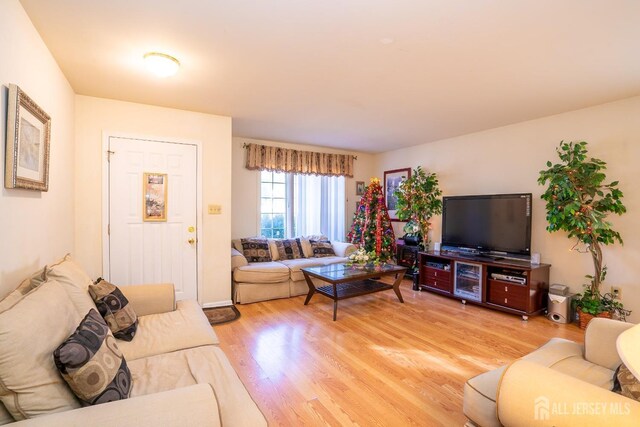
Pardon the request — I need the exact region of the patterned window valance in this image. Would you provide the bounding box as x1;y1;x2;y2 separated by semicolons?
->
244;143;354;177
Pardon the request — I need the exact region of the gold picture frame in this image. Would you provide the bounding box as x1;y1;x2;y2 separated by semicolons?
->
143;172;168;221
384;168;411;221
5;84;51;191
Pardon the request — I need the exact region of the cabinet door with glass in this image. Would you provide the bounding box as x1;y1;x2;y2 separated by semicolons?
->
453;261;483;302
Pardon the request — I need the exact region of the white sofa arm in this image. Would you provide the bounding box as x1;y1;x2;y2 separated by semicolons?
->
331;241;357;257
497;360;640;427
119;283;176;317
231;248;249;270
12;384;221;427
584;318;635;370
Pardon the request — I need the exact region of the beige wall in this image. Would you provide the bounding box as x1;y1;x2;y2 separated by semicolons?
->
232;137;376;239
375;96;640;321
0;0;76;297
75;96;232;305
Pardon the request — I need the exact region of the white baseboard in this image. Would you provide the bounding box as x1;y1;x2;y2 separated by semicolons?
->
202;300;233;308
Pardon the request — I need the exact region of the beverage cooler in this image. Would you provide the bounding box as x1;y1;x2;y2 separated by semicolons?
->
453;261;482;302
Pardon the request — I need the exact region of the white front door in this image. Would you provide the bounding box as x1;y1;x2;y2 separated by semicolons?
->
107;136;198;301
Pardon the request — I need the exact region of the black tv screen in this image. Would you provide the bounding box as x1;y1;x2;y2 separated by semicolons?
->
441;193;532;256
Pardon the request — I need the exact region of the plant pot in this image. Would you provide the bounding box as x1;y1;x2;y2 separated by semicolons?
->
577;308;612;330
402;235;421;246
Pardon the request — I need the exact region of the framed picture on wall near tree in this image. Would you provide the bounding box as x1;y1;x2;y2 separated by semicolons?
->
383;168;411;221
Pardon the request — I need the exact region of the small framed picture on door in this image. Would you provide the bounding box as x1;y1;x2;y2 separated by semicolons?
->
143;172;167;221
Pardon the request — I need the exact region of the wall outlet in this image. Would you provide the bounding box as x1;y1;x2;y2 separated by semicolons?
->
610;286;622;300
208;204;222;215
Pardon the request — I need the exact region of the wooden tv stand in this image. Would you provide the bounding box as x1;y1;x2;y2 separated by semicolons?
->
418;251;550;320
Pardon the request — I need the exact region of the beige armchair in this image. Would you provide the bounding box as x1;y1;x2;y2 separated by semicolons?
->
464;318;640;426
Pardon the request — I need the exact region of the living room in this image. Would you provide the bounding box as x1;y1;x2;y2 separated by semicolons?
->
1;1;639;426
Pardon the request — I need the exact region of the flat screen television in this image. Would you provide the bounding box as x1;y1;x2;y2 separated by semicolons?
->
441;193;532;258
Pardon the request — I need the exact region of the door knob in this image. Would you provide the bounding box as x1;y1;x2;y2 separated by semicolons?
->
188;238;196;244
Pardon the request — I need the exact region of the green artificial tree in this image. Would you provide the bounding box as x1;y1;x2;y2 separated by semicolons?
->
347;177;396;262
394;166;443;250
538;141;628;320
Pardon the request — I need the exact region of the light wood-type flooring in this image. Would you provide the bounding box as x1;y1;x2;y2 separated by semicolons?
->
214;279;584;426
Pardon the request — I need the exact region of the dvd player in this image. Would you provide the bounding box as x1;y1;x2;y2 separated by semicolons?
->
426;262;449;270
491;273;526;285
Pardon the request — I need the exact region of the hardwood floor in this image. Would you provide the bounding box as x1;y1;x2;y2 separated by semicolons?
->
214;280;584;426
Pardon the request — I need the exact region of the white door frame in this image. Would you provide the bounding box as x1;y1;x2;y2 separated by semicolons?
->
101;131;204;305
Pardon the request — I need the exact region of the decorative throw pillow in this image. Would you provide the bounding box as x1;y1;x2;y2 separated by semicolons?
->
0;280;82;420
310;239;336;257
305;234;329;242
53;309;132;406
275;238;306;260
0;267;46;313
240;238;272;262
89;278;138;341
613;363;640;401
44;254;97;317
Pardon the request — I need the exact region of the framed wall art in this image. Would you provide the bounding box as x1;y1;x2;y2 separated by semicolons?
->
5;84;51;191
383;168;411;221
143;172;168;221
355;180;365;196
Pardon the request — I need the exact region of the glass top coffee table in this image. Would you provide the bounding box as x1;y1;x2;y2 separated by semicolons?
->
301;263;407;321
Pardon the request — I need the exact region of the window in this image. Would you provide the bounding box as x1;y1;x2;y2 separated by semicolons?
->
259;171;345;240
260;171;288;238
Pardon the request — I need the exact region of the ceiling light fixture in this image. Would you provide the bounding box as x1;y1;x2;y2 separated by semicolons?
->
143;52;180;78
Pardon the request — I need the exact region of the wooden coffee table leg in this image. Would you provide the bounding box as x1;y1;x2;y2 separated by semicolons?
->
392;273;405;303
333;284;338;321
303;273;316;305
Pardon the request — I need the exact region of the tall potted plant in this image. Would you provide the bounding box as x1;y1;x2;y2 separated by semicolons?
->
538;141;628;327
394;166;443;250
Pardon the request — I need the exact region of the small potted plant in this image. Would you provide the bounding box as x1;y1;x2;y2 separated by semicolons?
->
394;166;443;250
538;141;628;328
572;287;631;328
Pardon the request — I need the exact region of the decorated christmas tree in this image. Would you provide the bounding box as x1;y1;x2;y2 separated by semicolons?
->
347;177;396;262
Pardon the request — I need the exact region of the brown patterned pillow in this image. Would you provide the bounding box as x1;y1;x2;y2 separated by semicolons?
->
613;363;640;401
241;238;272;262
53;309;132;406
310;239;336;257
275;239;306;260
89;279;138;341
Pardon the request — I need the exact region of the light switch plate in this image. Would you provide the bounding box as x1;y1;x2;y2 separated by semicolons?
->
208;204;222;215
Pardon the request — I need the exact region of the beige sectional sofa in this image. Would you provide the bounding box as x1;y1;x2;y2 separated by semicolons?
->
464;318;640;426
0;256;266;427
231;237;356;304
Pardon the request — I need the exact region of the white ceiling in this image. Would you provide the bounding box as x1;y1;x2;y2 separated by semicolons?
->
19;0;640;153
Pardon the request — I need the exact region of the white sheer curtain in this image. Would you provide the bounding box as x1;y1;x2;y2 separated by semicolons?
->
292;174;345;241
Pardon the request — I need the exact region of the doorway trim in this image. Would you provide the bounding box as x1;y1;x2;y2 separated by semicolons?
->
101;131;204;304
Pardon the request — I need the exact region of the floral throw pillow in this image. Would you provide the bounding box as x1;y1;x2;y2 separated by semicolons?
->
53;309;132;406
275;239;306;260
310;239;336;257
241;238;273;262
613;363;640;401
